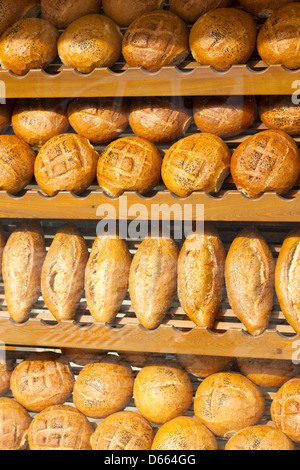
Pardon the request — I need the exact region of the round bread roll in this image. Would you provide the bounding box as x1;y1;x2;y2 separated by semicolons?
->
237;358;300;388
225;424;295;450
176;354;234;379
58;14;123;74
238;0;296;17
12;98;70;148
194;372;266;438
61;348;107;366
68;97;128;144
73;356;134;419
231;130;300;198
190;8;257;70
0;101;13;134
41;0;102;28
120;352;153;368
271;378;300;442
102;0;165;27
0;0;41;36
169;0;233;23
161;133;231;197
27;404;94;450
129;96;192;144
97;136;162;197
0;357;14;396
0;398;31;450
259;95;300;136
122;10;189;71
133;360;193;424
91;411;154;450
193;95;257;138
10;352;75;412
151;416;218;450
257;4;300;70
0;18;59;76
34;133;99;197
0;135;36;194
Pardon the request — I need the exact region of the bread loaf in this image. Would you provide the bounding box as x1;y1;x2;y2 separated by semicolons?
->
177;224;226;328
34;133;99;196
102;0;165;26
231;130;300;198
97;136;162;197
0;135;36;194
257;4;300;69
176;354;234;379
0;398;31;450
238;0;296;17
237;357;300;388
41;223;89;322
0;223;5;276
225;424;295;450
61;348;107;366
271;378;300;443
0;357;14;396
91;411;154;450
0;101;13;134
122;10;189;71
0;18;59;76
120;351;153;368
41;0;102;28
194;372;265;438
85;235;131;323
170;0;233;23
190;8;257;70
259;95;300;136
0;0;40;36
129;236;178;330
161;133;231;197
2;221;46;323
225;226;275;336
58;14;123;73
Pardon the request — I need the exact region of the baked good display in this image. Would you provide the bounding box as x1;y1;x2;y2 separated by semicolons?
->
41;223;89;322
271;378;300;443
61;348;107;366
85;235;131;323
169;0;233;23
58;14;123;74
97;136;162;197
129;96;192;144
90;411;154;450
0;101;13;134
68;97;129;144
225;424;295;450
133;360;193;424
0;397;32;450
0;135;36;194
2;221;46;323
193;95;257;138
151;416;218;450
41;0;102;28
122;10;189;71
34;133;99;196
0;18;59;76
231;130;300;198
10;352;75;412
161;133;231;197
177;224;226;328
129;236;178;330
257;4;300;70
190;8;257;70
176;354;234;379
194;372;266;438
0;0;41;37
73;355;134;419
12;98;70;148
102;0;165;27
225;226;275;336
27;404;94;450
238;0;296;17
259;95;300;136
237;357;300;388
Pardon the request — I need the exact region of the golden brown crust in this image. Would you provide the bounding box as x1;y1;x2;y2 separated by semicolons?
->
225;226;275;336
190;8;257;70
259;95;300;136
170;0;233;23
238;0;296;17
257;4;300;69
0;397;32;450
177;224;226;328
97;136;162;197
231;130;300;198
122;10;189;71
0;18;59;76
237;357;300;388
58;14;123;73
0;357;14;396
41;0;102;28
161;133;231;197
34;133;99;196
0;222;5;276
61;348;107;366
2;221;46;323
103;0;165;27
85;235;131;323
0;0;41;36
271;378;300;443
176;354;234;379
129;237;178;330
0;101;13;134
91;411;154;450
225;424;295;450
28;404;94;450
41;223;89;322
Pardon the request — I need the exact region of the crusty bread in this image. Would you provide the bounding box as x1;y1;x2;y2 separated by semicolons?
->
0;398;31;451
225;424;295;450
0;357;14;397
259;95;300;136
271;378;300;443
170;0;233;23
103;0;165;26
0;0;41;36
237;357;300;388
0;101;13;134
176;354;234;379
238;0;296;17
41;0;102;28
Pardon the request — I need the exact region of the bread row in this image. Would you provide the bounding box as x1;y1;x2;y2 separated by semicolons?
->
0;350;299;450
1;3;300;75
